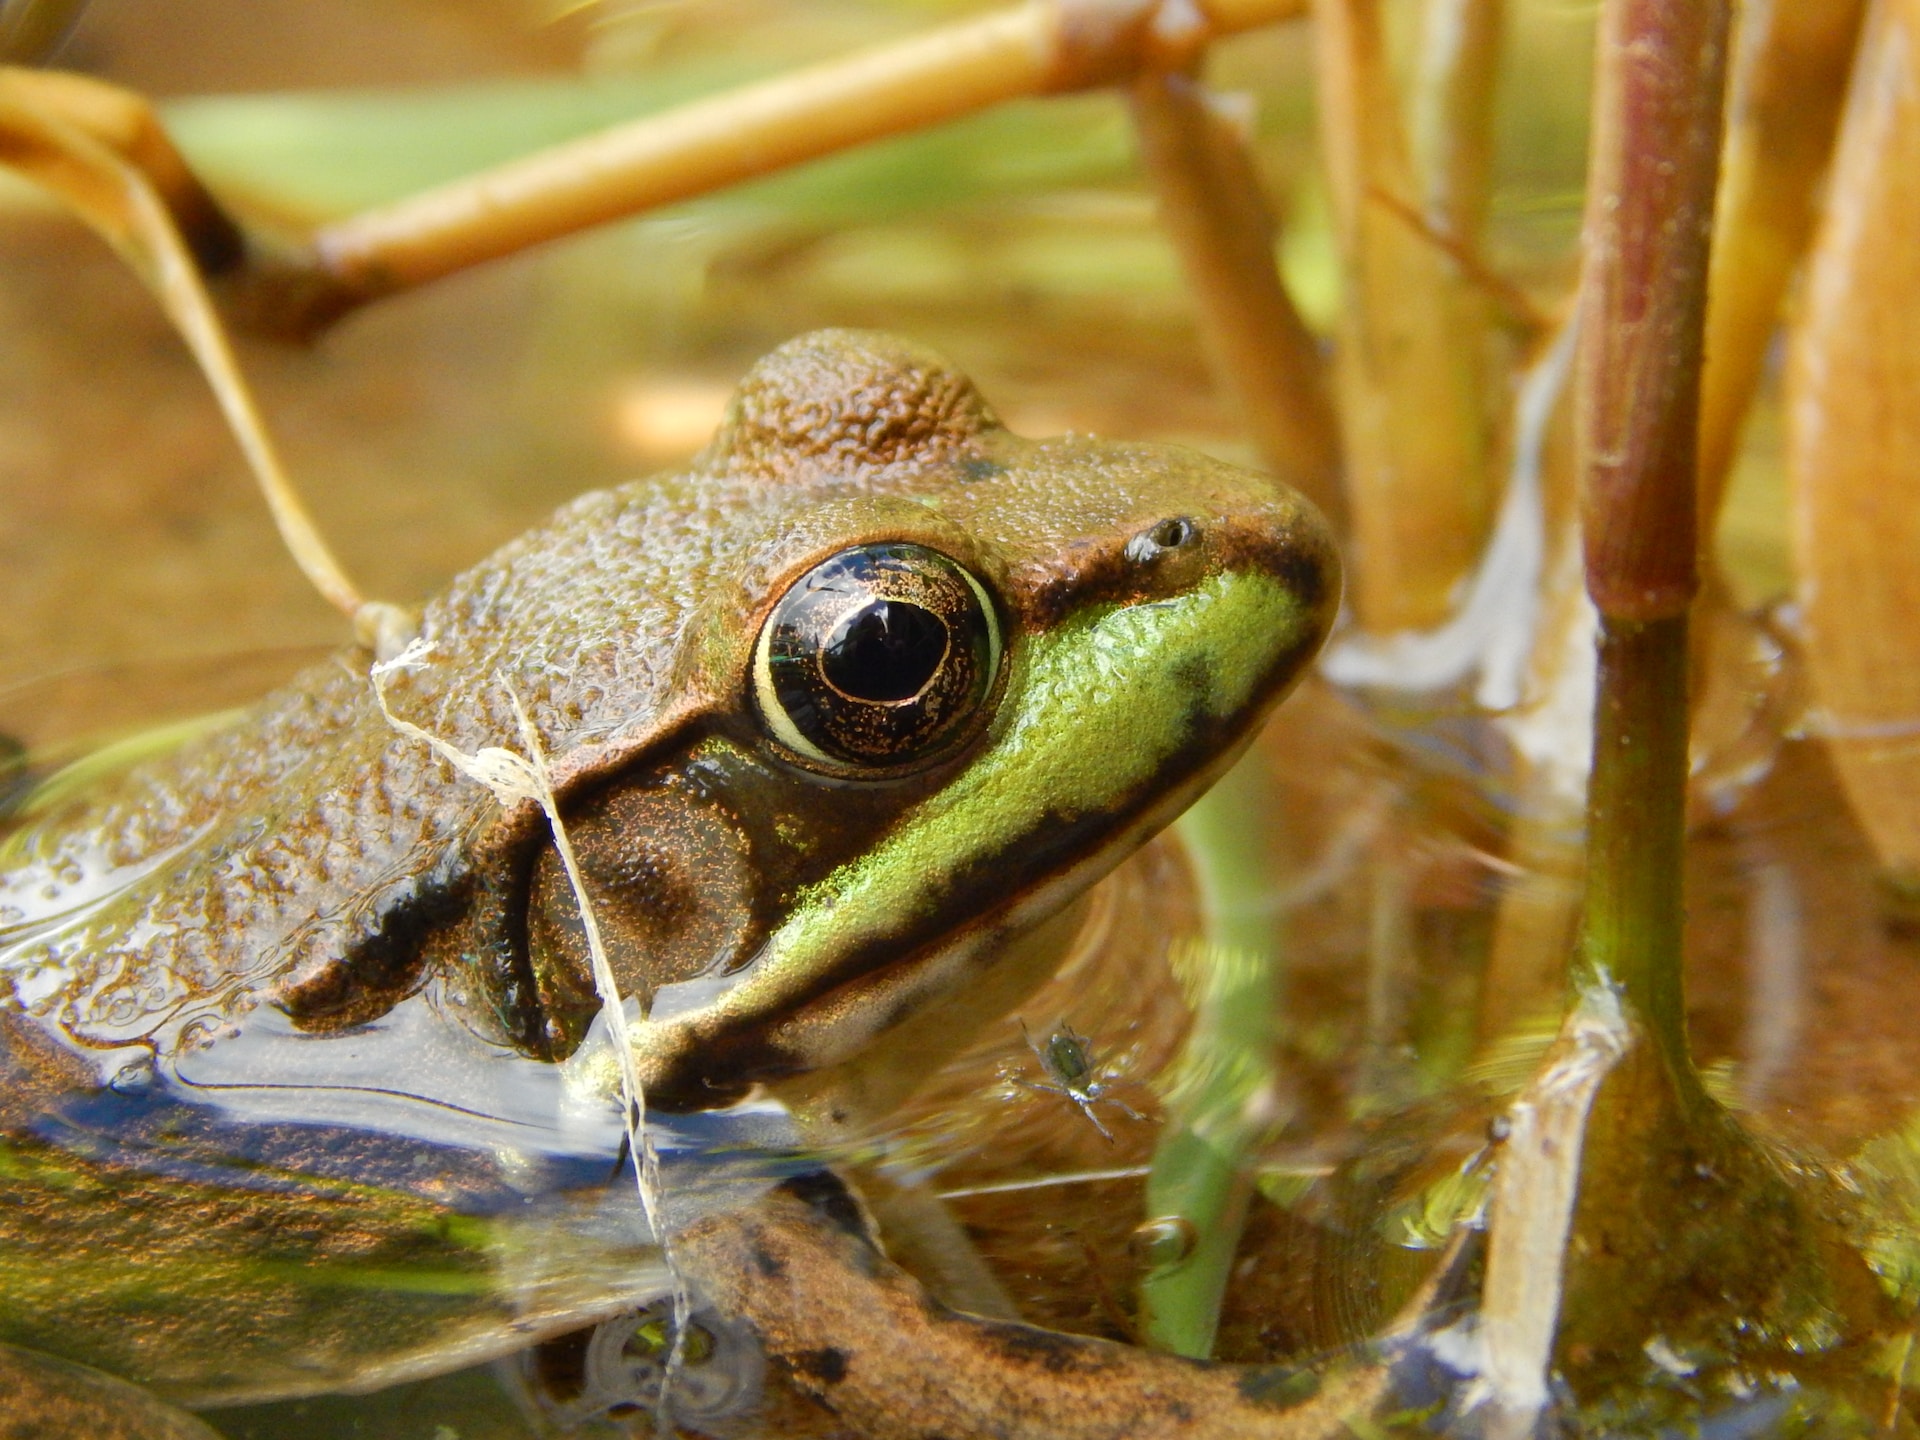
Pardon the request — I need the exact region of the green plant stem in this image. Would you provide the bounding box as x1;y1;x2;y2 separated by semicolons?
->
1139;1127;1253;1360
1142;758;1284;1357
1578;614;1698;1093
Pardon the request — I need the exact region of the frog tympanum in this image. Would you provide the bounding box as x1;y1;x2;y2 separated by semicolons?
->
0;331;1338;1437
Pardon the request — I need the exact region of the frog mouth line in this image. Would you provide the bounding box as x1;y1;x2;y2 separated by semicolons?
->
624;558;1335;1108
629;691;1281;1110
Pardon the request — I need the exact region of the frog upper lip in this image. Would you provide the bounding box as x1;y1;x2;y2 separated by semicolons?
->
629;662;1290;1110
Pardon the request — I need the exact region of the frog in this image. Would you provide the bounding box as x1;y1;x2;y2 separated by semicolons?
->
0;329;1339;1437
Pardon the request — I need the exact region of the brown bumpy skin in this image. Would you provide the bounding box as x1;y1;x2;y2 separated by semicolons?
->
0;328;1334;1075
0;1346;220;1440
674;1176;1390;1440
709;329;997;481
0;331;1012;1052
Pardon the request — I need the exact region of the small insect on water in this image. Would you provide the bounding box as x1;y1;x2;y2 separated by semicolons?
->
1010;1019;1148;1144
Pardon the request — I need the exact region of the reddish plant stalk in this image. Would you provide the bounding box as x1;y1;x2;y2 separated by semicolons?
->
1572;0;1732;1059
1576;0;1731;619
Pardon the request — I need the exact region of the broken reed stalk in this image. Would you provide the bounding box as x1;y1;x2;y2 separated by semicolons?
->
235;0;1308;336
1128;72;1344;525
1312;0;1494;630
1573;0;1731;1074
1696;0;1866;525
1409;0;1503;254
0;68;396;643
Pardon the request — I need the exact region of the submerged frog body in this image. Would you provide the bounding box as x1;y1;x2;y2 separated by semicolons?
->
0;331;1337;1428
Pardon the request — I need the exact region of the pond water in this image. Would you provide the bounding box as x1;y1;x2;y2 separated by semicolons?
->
5;1;1917;1434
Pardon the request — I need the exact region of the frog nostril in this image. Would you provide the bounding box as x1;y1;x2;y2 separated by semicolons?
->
1152;517;1196;548
1124;516;1200;565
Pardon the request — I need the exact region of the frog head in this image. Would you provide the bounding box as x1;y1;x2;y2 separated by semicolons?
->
427;329;1339;1108
2;330;1336;1121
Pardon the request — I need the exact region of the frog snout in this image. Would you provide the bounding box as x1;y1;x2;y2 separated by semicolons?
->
1124;495;1341;625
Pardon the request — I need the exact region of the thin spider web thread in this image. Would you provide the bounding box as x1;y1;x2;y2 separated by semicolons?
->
371;639;693;1425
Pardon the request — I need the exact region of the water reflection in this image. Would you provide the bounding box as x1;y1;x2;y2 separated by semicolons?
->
10;632;1920;1435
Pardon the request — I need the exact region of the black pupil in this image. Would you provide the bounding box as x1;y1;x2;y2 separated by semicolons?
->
822;599;948;702
757;541;998;770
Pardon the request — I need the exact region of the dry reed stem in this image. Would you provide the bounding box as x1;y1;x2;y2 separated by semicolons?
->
1410;0;1503;258
1790;0;1920;881
1312;0;1492;631
0;67;242;272
253;0;1307;332
1128;72;1343;523
0;68;394;641
1698;0;1866;529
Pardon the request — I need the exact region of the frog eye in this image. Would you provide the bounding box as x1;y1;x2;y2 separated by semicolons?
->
753;542;1002;771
